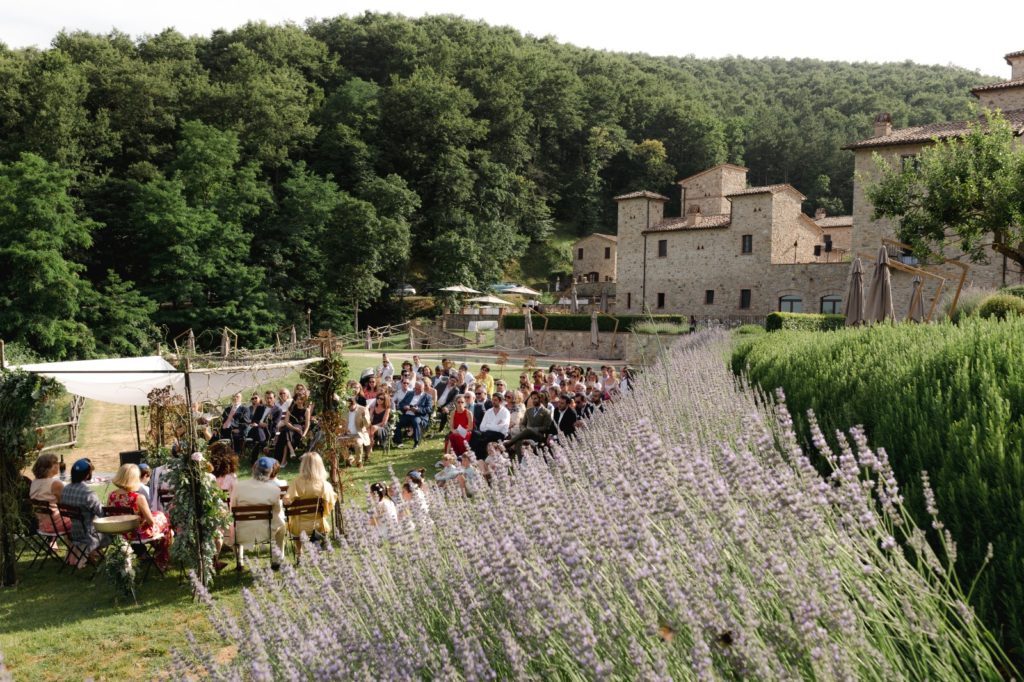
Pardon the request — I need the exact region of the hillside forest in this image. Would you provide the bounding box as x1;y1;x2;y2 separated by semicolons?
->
0;13;995;358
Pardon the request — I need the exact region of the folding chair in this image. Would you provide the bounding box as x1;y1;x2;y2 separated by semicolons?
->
29;500;73;573
103;505;167;581
283;497;326;559
230;504;274;570
58;503;106;578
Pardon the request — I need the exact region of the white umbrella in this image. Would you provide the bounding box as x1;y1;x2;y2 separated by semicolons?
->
439;284;481;294
590;311;600;349
467;295;514;306
524;307;535;348
504;285;542;297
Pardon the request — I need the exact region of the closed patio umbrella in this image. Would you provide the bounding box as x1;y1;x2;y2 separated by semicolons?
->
906;275;926;322
524;307;535;348
865;246;896;323
570;281;579;313
590;311;600;349
845;258;865;326
600;287;609;313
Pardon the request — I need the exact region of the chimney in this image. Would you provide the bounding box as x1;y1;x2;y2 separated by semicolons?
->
873;112;892;138
686;204;701;227
814;208;827;221
1007;51;1024;80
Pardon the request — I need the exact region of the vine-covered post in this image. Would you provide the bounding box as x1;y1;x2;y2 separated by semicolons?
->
183;358;206;588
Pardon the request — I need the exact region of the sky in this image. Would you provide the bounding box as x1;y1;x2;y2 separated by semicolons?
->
0;0;1017;78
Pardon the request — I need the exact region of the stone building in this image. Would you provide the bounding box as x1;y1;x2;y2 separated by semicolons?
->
604;49;1024;319
572;233;617;283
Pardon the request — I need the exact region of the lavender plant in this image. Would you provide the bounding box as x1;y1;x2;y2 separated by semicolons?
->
183;331;1012;680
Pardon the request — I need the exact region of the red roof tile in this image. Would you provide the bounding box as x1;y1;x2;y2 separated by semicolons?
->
643;214;732;233
816;216;853;228
843;108;1024;150
972;78;1024;94
613;190;670;202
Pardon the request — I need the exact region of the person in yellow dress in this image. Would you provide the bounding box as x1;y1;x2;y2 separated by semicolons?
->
283;452;338;559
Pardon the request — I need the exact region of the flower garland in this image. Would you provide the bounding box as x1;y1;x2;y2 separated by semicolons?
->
166;451;231;588
101;535;137;603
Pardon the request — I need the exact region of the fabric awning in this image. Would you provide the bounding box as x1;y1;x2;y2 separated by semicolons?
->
14;356;320;406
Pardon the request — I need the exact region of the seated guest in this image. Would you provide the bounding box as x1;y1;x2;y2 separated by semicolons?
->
378;355;395;384
339;396;372;466
458;363;475;387
470;393;510;461
506;390;524;436
356;375;380;409
220;392;251;455
394;380;433;449
445;396;475;456
367;393;392;457
29;453;70;535
248;392;276;459
531;370;545;392
470;388;491;428
477;364;495;395
423;372;438;405
230;457;286;571
284;452;338;558
108;463;172;570
210;444;239;497
61;458;108;566
575;393;594;421
137;463;153;505
393;375;412;405
412;355;423;375
274;390;311;465
504;391;553;456
551;393;579;442
436;374;462;419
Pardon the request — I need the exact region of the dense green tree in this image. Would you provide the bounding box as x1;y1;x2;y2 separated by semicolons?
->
0;153;95;358
869;110;1024;269
78;271;159;356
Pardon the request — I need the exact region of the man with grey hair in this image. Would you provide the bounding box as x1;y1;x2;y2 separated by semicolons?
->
229;456;286;571
394;380;434;449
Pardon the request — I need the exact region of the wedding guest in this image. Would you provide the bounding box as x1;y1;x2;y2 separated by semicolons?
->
61;458;108;566
284;452;337;558
29;453;69;535
445;396;474;456
248;392;276;459
367;393;392;457
220;392;250;455
108;463;172;570
339;396;372;466
274;390;311;465
230;457;286;571
369;481;398;526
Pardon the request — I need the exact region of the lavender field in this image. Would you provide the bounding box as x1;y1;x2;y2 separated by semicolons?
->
184;331;1011;680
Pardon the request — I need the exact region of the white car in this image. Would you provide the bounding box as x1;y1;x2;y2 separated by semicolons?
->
392;284;417;296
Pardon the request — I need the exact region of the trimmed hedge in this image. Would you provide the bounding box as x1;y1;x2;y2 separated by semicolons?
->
732;318;1024;662
502;313;686;332
765;311;845;332
1001;285;1024;300
979;293;1024;320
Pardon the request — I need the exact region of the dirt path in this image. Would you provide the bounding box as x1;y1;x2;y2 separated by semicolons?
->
71;400;141;473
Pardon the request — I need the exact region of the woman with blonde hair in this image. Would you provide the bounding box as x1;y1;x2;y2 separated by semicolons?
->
107;463;172;569
283;452;337;557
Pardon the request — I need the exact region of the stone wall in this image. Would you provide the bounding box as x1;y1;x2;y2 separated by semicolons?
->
572;234;617;282
976;89;1024;111
495;328;667;365
680;164;747;216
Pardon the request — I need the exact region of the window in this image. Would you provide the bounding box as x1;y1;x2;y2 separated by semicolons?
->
577;248;583;260
626;292;631;309
741;234;753;254
823;234;833;252
588;272;599;283
779;295;803;313
739;289;752;309
657;239;667;257
820;295;842;314
705;290;715;305
604;246;611;259
656;293;665;309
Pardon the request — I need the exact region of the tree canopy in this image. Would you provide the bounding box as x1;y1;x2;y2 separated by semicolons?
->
868;111;1024;268
0;14;994;358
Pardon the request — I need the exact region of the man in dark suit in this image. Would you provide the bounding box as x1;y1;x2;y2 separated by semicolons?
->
220;392;251;455
504;391;553;457
551;393;578;443
436;374;462;421
394;380;434;449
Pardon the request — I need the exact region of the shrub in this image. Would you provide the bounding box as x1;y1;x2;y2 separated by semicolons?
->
941;285;996;323
502;313;685;332
978;293;1024;320
734;324;766;335
185;331;1012;679
1001;285;1024;300
732;317;1024;662
632;321;690;335
765;311;845;332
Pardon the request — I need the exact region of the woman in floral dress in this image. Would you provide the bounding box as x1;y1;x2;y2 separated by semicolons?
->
107;463;172;569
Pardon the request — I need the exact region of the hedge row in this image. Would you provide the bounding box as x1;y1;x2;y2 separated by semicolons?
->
765;311;845;332
732;317;1024;662
502;313;686;332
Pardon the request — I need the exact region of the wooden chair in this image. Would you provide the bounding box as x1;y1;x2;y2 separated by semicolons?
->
283;497;326;559
29;500;73;573
230;504;274;570
57;503;105;578
102;505;166;581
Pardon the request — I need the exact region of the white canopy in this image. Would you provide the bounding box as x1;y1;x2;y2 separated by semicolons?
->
15;356;320;406
467;295;514;306
503;285;542;297
439;284;481;294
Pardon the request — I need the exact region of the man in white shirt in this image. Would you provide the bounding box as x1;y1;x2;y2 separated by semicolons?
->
230;457;286;571
379;356;395;383
393;376;412;405
470;393;510;460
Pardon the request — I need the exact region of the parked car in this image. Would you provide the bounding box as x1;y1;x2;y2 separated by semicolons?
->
391;284;417;296
491;282;521;293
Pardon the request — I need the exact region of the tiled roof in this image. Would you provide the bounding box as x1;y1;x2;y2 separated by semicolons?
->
972;78;1024;94
1006;50;1024;61
726;184;806;201
843;108;1024;150
816;216;853;228
613;190;670;202
591;233;618;242
644;214;732;233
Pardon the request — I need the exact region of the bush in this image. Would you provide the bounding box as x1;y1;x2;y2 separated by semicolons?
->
734;324;766;335
501;313;686;332
765;312;845;332
732;317;1024;662
632;321;690;335
942;285;996;323
978;293;1024;320
1001;285;1024;300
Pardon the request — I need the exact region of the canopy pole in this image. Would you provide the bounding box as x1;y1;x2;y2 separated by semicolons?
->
182;358;207;589
133;405;142;450
0;339;5;370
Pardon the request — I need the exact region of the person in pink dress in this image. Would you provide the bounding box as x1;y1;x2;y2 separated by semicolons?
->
107;463;172;569
445;396;474;456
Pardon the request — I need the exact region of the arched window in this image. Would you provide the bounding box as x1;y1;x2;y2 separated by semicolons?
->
820;295;842;314
779;295;802;313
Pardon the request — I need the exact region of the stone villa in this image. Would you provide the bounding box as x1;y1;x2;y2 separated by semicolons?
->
575;50;1024;319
